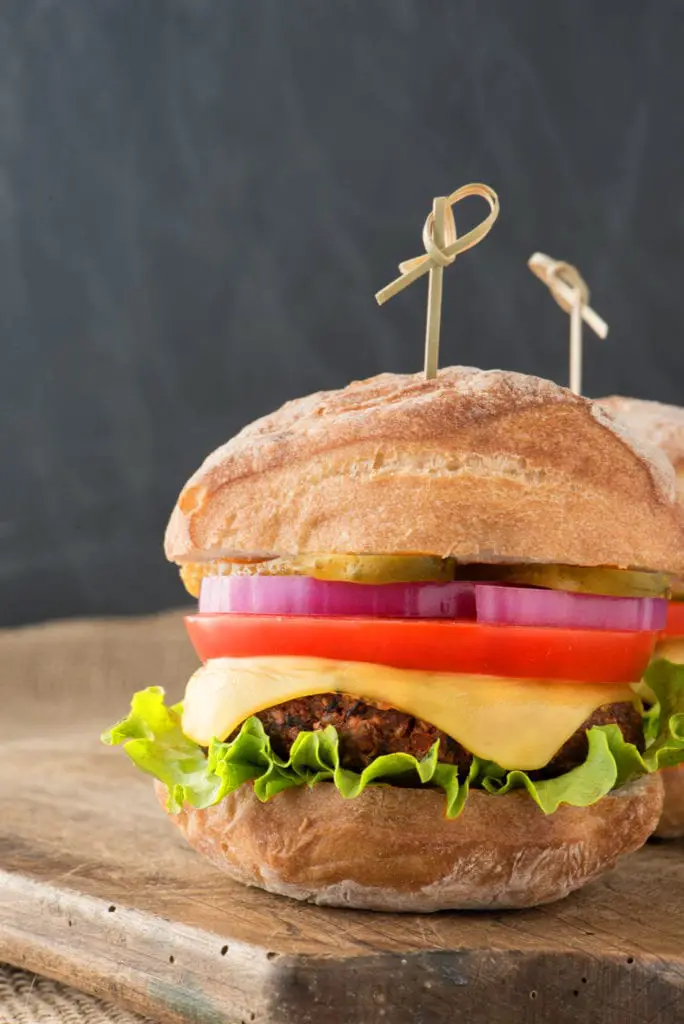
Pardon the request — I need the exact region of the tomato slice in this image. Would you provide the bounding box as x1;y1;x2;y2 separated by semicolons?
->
662;601;684;639
185;614;656;684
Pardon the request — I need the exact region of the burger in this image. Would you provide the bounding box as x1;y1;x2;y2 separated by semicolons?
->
599;394;684;839
104;367;684;911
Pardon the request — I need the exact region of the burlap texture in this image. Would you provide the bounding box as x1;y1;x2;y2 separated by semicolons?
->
1;611;194;1024
0;965;151;1023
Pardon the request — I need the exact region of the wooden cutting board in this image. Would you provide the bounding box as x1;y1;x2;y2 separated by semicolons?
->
2;611;684;1024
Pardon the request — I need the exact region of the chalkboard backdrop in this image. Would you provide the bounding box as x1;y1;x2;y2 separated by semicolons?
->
2;1;683;626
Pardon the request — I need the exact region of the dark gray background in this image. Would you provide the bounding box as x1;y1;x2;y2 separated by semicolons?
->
2;1;683;626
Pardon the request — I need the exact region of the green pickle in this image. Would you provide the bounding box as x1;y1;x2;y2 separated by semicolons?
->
182;554;671;598
208;553;455;584
299;554;455;584
466;563;672;599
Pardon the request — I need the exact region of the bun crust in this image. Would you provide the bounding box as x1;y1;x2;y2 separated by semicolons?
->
156;775;663;912
599;395;684;499
654;766;684;838
599;395;684;471
165;368;684;574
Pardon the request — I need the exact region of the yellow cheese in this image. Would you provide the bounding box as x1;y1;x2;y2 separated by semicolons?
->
182;657;634;770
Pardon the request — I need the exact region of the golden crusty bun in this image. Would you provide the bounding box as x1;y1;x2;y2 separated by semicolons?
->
654;768;684;839
156;775;663;912
599;395;684;500
599;395;684;839
165;367;684;575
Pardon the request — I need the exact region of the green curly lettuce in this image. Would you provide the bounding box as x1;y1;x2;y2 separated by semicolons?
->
101;658;684;818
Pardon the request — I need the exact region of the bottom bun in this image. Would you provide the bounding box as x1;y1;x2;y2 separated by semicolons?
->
156;775;663;912
654;765;684;838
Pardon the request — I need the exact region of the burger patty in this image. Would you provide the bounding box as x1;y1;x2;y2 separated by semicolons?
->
257;695;644;778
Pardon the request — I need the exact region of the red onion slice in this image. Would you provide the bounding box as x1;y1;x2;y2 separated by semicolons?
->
199;575;477;619
475;584;667;632
198;575;666;632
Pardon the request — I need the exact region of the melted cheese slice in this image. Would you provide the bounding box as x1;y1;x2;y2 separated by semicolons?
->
182;657;634;770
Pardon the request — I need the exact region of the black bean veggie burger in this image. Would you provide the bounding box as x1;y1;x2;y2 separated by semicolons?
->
104;367;684;911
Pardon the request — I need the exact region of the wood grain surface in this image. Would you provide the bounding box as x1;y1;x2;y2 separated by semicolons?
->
2;611;684;1023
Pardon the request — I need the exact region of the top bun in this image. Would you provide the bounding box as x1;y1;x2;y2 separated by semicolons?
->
599;396;684;496
166;367;684;575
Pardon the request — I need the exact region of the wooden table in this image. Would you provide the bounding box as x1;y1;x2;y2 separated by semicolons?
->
2;611;684;1023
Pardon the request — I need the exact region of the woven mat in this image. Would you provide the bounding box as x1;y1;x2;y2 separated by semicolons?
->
0;965;151;1023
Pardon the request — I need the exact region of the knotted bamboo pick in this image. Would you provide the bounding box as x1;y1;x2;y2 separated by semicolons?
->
528;253;609;395
376;184;500;380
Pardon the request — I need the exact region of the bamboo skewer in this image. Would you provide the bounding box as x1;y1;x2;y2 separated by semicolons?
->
528;253;608;395
424;197;447;379
376;184;500;380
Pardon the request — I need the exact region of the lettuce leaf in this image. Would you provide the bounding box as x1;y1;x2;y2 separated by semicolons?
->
102;687;226;813
639;658;684;766
101;658;684;818
479;727;622;813
103;690;478;816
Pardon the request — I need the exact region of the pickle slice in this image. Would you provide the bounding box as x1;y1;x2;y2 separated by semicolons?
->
293;554;455;584
468;563;672;599
179;553;455;594
180;557;671;598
